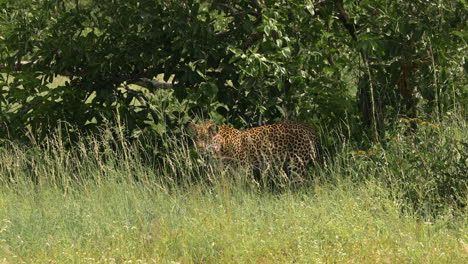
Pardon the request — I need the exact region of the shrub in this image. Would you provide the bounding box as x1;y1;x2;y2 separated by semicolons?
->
348;114;467;215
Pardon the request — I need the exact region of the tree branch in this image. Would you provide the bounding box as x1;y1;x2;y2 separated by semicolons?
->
131;78;173;89
0;61;38;71
333;0;357;41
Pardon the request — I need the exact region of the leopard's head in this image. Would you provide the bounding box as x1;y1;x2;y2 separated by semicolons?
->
187;122;220;152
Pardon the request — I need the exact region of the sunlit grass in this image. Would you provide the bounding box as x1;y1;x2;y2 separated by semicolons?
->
0;114;467;263
1;177;466;263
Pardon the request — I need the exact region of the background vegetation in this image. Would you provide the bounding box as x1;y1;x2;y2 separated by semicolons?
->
0;0;467;262
1;0;466;140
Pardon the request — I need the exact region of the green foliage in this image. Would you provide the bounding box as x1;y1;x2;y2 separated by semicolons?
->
0;0;466;148
1;1;467;261
346;113;467;215
1;0;214;141
352;0;467;126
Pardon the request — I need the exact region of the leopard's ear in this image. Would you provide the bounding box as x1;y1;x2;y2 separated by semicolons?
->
207;123;219;136
185;122;198;136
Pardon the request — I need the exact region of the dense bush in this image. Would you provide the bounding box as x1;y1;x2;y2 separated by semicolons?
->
346;113;467;214
1;0;466;145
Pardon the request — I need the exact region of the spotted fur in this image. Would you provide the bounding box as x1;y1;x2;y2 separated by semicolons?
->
189;120;320;177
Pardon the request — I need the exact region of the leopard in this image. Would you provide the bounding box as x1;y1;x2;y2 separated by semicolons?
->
188;120;320;179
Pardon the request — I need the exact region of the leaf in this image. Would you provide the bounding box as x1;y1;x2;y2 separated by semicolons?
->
281;47;291;58
305;3;315;16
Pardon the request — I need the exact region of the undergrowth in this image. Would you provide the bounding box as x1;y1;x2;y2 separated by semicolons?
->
0;113;466;263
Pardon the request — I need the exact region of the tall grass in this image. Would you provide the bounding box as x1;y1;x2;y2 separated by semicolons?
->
335;112;467;216
0;113;467;263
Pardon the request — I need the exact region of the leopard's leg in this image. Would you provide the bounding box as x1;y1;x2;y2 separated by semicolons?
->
287;155;308;183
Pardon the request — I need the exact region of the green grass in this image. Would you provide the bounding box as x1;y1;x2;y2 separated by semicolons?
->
0;114;467;263
1;179;466;263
